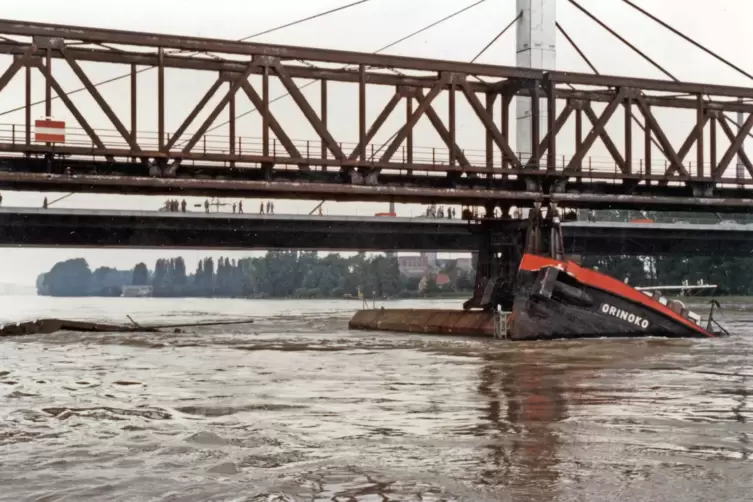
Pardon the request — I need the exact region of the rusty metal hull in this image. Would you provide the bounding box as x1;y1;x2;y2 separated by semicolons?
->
348;308;494;337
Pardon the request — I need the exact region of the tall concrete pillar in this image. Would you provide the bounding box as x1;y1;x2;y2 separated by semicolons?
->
516;0;556;160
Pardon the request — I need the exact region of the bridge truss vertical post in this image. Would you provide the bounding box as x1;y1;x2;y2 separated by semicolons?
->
157;47;165;153
44;48;51;117
130;63;137;162
321;78;327;170
24;61;30;147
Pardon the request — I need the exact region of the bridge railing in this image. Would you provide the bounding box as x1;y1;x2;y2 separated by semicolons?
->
0;122;732;182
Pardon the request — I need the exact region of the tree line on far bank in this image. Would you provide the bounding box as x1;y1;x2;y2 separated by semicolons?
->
581;209;753;295
36;252;475;299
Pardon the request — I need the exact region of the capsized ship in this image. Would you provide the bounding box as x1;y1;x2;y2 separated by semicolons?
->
348;204;729;340
509;253;727;340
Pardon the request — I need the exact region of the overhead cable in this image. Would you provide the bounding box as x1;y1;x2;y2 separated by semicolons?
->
568;0;677;82
621;0;753;83
368;7;521;161
202;0;491;135
0;0;374;118
470;10;521;64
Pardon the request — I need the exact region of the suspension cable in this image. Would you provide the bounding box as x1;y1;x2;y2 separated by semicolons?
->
470;10;521;64
555;22;598;75
568;0;677;82
621;0;753;83
556;18;666;154
620;0;753;129
202;0;491;135
375;0;488;55
0;0;373;118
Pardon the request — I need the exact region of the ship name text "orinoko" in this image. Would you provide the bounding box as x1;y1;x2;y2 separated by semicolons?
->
599;303;650;329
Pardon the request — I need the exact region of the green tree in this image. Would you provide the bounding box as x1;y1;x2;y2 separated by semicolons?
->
132;263;149;286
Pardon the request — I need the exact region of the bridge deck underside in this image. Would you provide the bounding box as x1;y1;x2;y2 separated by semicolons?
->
2;209;753;256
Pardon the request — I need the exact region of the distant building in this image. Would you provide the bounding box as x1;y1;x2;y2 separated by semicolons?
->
398;253;473;278
121;285;153;297
398;253;434;277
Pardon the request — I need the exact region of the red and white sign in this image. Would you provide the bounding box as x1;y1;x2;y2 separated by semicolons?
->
34;118;66;143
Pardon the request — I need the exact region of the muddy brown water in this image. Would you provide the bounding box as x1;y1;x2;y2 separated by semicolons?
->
1;296;752;501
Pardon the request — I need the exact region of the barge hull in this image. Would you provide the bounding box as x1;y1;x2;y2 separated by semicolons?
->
348;309;494;337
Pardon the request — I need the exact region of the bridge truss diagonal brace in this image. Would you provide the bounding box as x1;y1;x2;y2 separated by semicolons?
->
717;114;753;179
664;111;710;177
565;88;626;173
165;78;223;151
415;86;471;169
459;78;520;169
583;102;626;173
348;90;402;161
60;47;142;152
635;94;689;177
525;100;573;169
379;74;449;164
32;60;110;157
181;60;260;155
239;79;305;166
272;60;344;160
714;112;753;179
0;44;36;94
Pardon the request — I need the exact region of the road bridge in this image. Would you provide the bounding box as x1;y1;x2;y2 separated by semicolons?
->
0;18;752;210
3;207;753;256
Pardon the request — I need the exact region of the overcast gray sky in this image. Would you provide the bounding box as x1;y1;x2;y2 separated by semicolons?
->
0;0;750;286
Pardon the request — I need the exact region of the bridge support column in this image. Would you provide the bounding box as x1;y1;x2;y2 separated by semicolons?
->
463;204;562;312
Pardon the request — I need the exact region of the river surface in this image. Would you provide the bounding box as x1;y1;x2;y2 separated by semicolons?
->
1;296;752;501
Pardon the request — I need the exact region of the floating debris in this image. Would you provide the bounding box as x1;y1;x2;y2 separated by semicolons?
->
0;317;256;337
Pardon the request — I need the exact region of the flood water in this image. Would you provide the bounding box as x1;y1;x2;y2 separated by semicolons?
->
1;296;752;501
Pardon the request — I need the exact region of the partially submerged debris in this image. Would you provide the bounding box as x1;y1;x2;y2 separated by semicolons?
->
0;317;255;337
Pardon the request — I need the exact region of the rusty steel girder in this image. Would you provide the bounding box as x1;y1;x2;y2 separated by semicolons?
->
0;18;752;200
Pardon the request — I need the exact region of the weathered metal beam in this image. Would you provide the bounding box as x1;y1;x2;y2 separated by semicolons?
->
380;77;447;164
273;61;344;160
565;89;625;172
62;48;141;151
32;61;107;151
0;19;544;79
2;42;753;114
348;91;401;161
717;115;753;179
181;61;258;154
238;79;303;162
715;113;753;178
459;79;519;168
164;78;223;151
636;95;688;177
582;103;626;173
416;89;471;168
525;101;573;169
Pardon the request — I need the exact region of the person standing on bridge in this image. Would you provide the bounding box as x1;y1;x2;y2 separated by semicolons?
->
238;201;243;214
266;201;271;214
259;201;265;214
0;192;3;206
181;199;187;212
232;203;236;214
204;200;209;213
42;197;48;209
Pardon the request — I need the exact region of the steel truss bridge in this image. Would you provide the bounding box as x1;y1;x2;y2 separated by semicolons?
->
0;18;753;211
